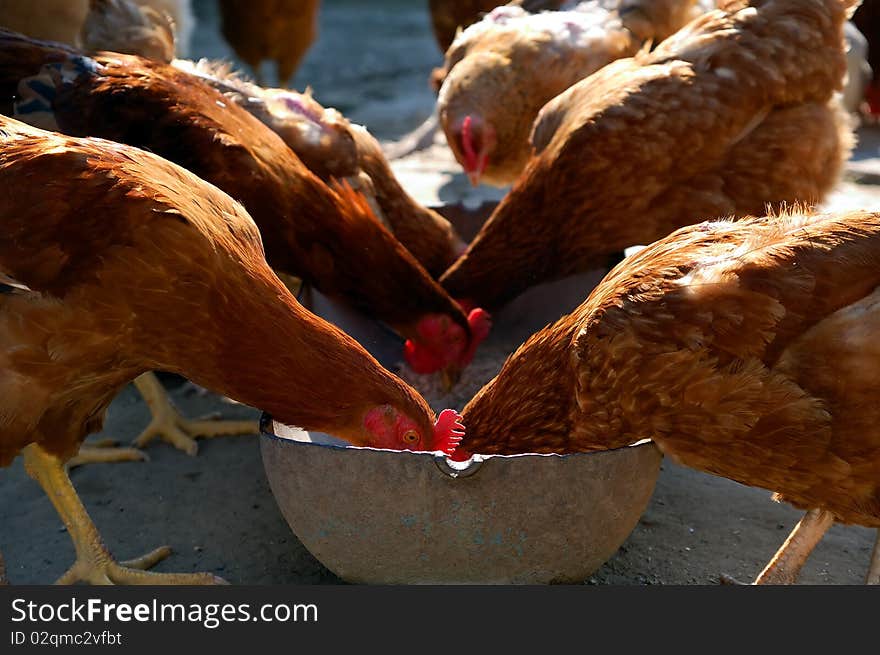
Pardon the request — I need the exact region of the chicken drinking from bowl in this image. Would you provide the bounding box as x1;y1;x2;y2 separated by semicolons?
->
0;115;464;584
458;206;880;585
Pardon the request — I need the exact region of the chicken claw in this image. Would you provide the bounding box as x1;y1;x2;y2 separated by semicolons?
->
132;372;258;456
66;438;148;471
23;444;225;586
55;545;225;586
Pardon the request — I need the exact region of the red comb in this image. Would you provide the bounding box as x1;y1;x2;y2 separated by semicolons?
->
460;115;478;171
433;409;465;455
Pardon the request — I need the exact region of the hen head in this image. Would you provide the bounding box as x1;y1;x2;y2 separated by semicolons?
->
403;305;492;382
363;405;464;455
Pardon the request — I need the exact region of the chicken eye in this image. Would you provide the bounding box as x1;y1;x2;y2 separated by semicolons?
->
402;430;420;444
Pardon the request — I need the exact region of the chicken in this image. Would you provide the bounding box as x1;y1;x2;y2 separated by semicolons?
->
217;0;319;88
0;114;465;584
0;30;490;449
0;0;193;56
435;0;710;186
441;0;857;311
456;207;880;585
172;59;466;276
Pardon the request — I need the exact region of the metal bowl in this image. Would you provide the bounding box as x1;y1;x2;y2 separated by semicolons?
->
260;416;662;584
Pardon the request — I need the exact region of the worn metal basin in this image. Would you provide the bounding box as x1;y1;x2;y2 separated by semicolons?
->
260;415;662;584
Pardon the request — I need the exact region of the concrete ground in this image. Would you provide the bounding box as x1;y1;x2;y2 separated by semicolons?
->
1;0;879;585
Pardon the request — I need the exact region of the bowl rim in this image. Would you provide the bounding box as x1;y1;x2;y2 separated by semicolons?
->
259;412;658;467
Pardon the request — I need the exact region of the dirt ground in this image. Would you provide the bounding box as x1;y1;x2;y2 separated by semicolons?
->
1;0;879;585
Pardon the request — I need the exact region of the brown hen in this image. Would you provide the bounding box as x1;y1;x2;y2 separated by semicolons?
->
0;115;463;583
441;0;858;311
459;207;880;584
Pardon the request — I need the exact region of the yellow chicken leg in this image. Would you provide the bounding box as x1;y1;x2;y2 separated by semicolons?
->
22;444;225;585
132;372;258;456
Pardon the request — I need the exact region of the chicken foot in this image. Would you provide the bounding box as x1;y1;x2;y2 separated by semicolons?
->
132;372;258;456
66;438;148;471
22;443;225;585
866;531;880;585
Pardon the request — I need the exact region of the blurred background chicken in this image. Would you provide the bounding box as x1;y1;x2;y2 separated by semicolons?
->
435;0;711;187
441;0;857;312
0;0;194;56
0;114;464;584
457;207;880;585
217;0;320;88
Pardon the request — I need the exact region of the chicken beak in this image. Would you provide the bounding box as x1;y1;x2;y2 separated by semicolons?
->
440;366;462;393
